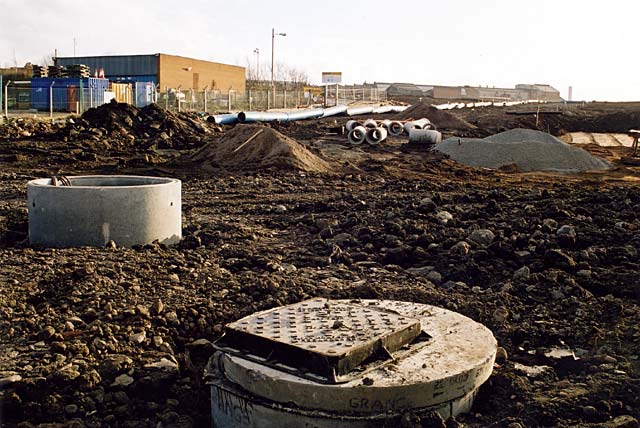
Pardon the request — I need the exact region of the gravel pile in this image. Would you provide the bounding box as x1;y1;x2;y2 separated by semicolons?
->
435;129;611;172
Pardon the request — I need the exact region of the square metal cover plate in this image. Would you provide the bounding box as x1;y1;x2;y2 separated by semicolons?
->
214;298;423;383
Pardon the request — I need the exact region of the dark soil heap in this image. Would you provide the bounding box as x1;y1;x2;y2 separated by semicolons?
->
394;103;476;131
188;124;331;172
72;102;212;149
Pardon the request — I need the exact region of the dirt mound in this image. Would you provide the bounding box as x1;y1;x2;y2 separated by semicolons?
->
394;103;476;130
436;130;611;172
189;124;331;172
72;102;213;149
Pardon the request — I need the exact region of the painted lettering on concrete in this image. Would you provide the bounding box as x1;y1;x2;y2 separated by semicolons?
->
215;388;254;424
348;396;410;411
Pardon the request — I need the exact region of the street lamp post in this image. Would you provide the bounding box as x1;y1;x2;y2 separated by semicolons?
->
271;28;286;108
253;48;260;81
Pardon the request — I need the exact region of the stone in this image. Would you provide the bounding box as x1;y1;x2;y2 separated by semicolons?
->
513;266;530;281
426;270;443;285
168;273;180;283
111;374;134;387
136;304;151;320
468;229;495;247
129;331;146;344
544;249;577;269
275;205;287;213
436;211;453;225
496;347;508;364
417;198;437;213
37;325;56;341
100;355;134;378
152;298;165;315
0;374;22;388
542;218;558;232
450;241;471;256
556;225;576;247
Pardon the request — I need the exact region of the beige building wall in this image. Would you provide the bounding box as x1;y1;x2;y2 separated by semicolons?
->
158;54;245;92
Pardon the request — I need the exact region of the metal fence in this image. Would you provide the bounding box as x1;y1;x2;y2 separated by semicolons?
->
1;78;390;119
158;88;314;113
323;84;387;107
1;79;157;119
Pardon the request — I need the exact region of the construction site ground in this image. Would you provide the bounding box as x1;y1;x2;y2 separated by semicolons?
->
0;101;639;428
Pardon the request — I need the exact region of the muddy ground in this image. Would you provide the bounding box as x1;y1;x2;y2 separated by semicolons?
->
0;102;639;428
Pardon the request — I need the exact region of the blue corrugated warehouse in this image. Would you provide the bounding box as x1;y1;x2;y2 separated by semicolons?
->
55;53;245;92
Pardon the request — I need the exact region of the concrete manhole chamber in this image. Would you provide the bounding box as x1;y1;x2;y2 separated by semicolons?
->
206;298;497;428
27;175;181;247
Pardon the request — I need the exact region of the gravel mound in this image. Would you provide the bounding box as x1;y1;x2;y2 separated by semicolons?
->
435;129;611;172
189;124;331;172
485;128;564;145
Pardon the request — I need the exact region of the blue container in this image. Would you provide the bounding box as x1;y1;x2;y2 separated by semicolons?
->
87;77;110;107
31;77;110;112
134;82;154;107
109;75;158;85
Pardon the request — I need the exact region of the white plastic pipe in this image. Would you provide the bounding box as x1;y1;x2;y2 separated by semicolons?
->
347;106;375;116
365;127;388;145
348;126;367;145
372;105;393;114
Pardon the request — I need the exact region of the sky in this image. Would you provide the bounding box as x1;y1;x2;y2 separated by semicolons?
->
0;0;638;101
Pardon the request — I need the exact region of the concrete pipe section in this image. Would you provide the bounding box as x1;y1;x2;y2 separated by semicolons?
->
28;175;181;248
207;298;497;428
409;129;443;145
345;120;361;132
363;119;378;129
365;127;388;145
348;126;367;145
404;118;432;134
388;120;405;136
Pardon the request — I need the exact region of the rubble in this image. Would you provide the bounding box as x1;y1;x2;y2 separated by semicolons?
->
0;102;639;428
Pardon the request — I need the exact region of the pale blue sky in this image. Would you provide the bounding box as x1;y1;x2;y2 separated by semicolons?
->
1;0;637;100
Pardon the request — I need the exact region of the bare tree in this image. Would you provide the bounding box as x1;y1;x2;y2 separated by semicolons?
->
39;55;55;66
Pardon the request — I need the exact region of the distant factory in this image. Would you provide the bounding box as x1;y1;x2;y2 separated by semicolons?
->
379;82;563;103
55;53;246;92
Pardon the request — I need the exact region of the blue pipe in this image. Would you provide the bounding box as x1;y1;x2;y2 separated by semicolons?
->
237;111;289;123
211;113;238;125
321;104;348;118
285;108;324;121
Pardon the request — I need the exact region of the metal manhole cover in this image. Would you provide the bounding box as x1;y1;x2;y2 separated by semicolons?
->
214;298;424;383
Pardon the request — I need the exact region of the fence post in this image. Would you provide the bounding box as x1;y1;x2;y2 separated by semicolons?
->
248;89;252;111
283;90;287;109
267;90;271;110
228;91;231;111
49;81;55;119
3;81;7;118
204;90;208;113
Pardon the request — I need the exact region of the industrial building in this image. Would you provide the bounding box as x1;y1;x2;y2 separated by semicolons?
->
379;82;563;103
55;53;246;92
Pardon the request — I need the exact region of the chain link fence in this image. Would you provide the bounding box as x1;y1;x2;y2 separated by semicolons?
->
2;78;391;119
1;78;157;119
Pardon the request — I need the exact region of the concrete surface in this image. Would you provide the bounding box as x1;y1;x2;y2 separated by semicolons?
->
208;299;497;426
28;175;181;247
